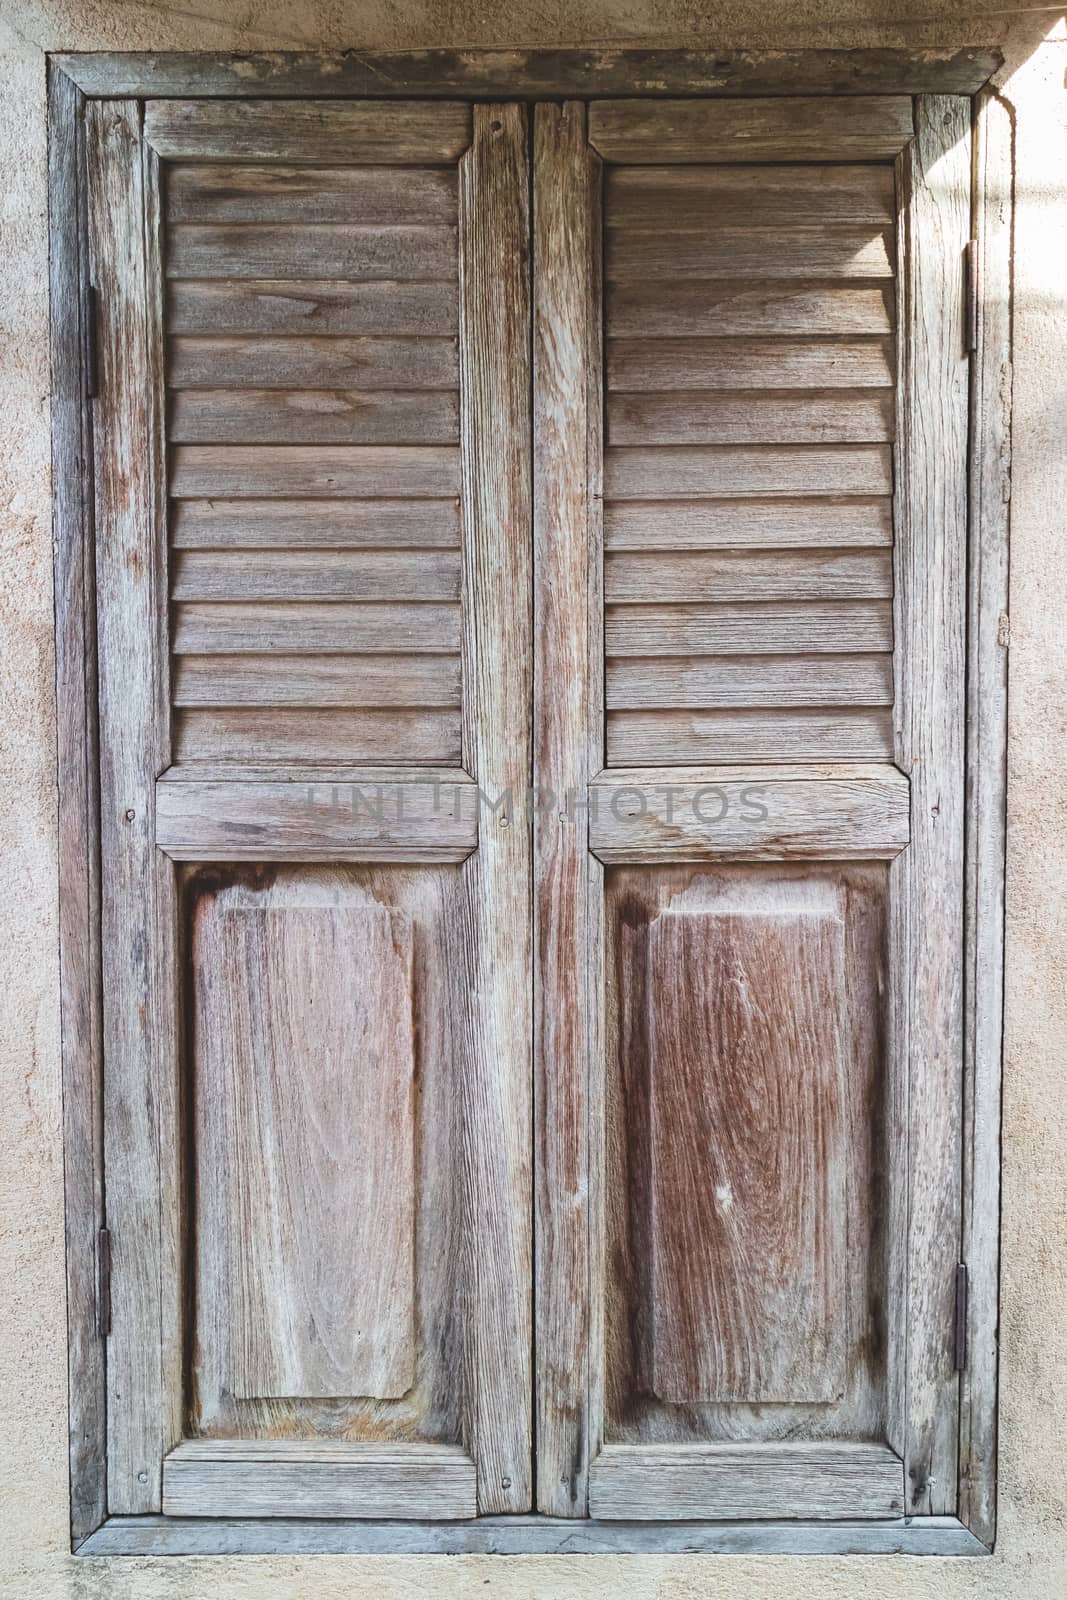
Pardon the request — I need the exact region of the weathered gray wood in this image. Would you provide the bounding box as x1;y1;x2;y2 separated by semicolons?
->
171;498;461;550
167;162;458;224
958;86;1011;1552
162;1442;477;1520
589;1443;905;1520
605;550;892;604
589;766;910;862
607;708;894;765
889;96;971;1517
605;226;894;282
170;388;459;447
155;777;478;861
604;498;891;549
172;550;459;603
173;602;460;655
458;104;534;1515
608;282;894;338
168;223;458;282
85;100;180;1513
172;653;460;707
607;391;894;447
589;96;914;163
606;654;892;710
57;48;1002;101
48;61;107;1544
78;1512;990;1557
606;600;893;656
173;708;461;764
607;164;895;227
607;338;894;393
171;445;460;498
605;444;891;499
192;903;416;1401
169;278;457;336
144;99;472;162
168;336;459;390
532;101;602;1519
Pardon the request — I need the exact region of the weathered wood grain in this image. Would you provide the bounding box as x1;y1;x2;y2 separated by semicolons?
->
589;1443;905;1520
172;550;459;603
171;445;460;499
606;339;894;393
606;654;892;709
162;1442;476;1519
173;602;460;655
144;99;472;163
607;390;894;447
193;903;415;1401
604;444;892;499
171;498;461;550
172;653;460;707
605;550;892;604
606;226;894;282
606;164;895;227
607;708;894;764
168;336;460;391
604;498;891;549
606;600;893;656
168;223;458;282
167;163;458;224
174;708;461;764
607;282;894;338
169;279;458;337
170;388;459;447
589;97;914;163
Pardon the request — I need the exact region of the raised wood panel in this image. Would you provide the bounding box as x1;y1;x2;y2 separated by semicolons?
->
193;902;416;1403
589;96;914;162
169;279;458;336
145;99;472;163
167;163;459;224
647;891;848;1403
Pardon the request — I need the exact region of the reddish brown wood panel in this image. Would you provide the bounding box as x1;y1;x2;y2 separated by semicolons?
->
646;886;848;1403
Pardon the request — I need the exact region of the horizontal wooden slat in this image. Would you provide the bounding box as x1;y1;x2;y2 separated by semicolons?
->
606;707;895;764
171;445;461;498
145;100;472;164
169;336;459;390
588;1443;905;1520
172;498;461;549
173;653;460;706
605;444;891;499
607;283;894;338
169;280;458;337
167;164;458;224
606;226;893;282
174;708;461;763
607;390;894;446
162;1441;477;1519
604;498;891;550
606;550;892;603
167;224;457;282
606;654;892;709
589;764;909;861
589;97;915;163
170;389;459;446
606;165;896;227
173;602;460;654
607;338;894;392
156;778;478;861
172;550;460;602
606;600;893;656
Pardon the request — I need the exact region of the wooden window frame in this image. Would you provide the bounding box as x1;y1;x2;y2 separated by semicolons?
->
48;48;1009;1558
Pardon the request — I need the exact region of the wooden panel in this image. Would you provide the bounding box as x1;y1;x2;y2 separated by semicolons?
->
589;1444;905;1521
604;499;891;550
167;163;458;224
605;551;892;604
168;223;458;282
172;654;460;707
174;603;460;655
606;601;893;656
169;335;459;390
589;767;910;862
606;654;892;709
171;499;461;550
589;97;915;163
193;903;415;1401
646;890;847;1403
607;709;894;764
607;338;894;392
172;551;460;602
170;389;459;446
607;283;894;338
156;777;478;861
607;391;894;446
162;1442;476;1520
606;226;893;281
169;279;458;336
171;445;460;499
604;445;891;499
174;708;460;764
144;99;472;163
606;165;895;227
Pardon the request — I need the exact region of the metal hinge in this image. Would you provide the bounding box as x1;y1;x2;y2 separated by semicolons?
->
954;1262;968;1371
964;240;979;354
84;284;100;400
95;1226;111;1338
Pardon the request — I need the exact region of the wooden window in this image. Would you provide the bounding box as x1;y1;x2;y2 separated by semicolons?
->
51;59;1008;1557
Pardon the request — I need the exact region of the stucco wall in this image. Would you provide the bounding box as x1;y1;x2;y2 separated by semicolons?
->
1;4;1065;1596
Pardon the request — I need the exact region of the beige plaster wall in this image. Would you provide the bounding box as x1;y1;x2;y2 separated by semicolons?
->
1;3;1065;1595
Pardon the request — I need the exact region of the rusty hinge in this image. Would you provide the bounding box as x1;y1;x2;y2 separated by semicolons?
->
95;1226;111;1338
84;284;100;400
964;240;979;354
954;1262;968;1371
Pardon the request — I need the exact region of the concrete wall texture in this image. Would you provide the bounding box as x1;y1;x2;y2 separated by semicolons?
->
1;3;1065;1595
